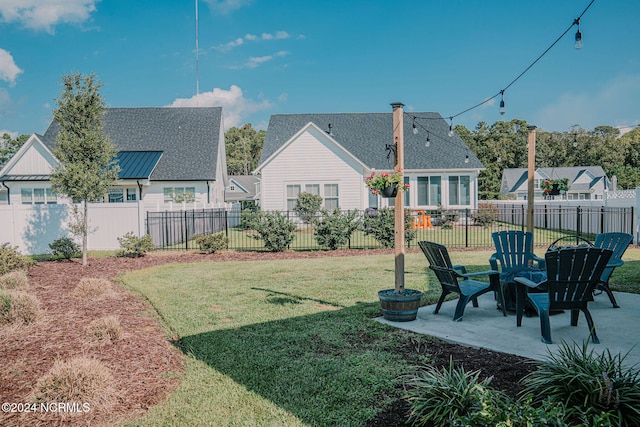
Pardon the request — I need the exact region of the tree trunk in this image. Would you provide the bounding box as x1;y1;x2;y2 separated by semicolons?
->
82;200;88;266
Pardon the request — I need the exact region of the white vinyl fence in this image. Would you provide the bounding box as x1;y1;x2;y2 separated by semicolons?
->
0;202;145;255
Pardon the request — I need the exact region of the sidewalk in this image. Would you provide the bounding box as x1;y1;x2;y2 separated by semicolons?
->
376;291;640;367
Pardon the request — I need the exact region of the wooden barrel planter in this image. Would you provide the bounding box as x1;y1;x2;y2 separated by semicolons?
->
378;289;423;322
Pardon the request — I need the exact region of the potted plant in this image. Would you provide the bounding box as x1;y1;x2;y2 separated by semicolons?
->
364;168;410;198
541;178;569;196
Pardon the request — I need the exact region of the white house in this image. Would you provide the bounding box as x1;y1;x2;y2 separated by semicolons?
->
254;112;484;212
500;166;611;200
0;107;228;208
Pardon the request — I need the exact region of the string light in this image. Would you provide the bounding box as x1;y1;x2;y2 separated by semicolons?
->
411;0;595;124
425;132;431;148
464;151;470;164
448;117;454;137
574;18;583;49
412;117;418;134
499;90;506;115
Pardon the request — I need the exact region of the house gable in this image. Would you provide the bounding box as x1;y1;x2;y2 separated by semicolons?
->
0;134;57;178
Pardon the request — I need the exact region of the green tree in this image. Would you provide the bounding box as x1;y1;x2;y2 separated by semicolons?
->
49;73;120;266
225;123;265;175
0;133;29;168
294;192;323;224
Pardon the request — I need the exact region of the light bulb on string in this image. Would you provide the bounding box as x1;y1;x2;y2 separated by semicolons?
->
425;132;431;148
574;18;583;50
499;90;505;115
573;135;578;148
412;117;418;135
448;117;454;137
464;152;470;164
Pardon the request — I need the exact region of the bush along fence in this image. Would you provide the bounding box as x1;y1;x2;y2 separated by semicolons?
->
147;205;634;252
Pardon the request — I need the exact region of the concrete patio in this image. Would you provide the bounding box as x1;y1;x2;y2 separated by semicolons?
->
377;291;640;367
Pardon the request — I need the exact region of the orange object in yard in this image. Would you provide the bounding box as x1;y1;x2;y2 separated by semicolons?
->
413;210;433;230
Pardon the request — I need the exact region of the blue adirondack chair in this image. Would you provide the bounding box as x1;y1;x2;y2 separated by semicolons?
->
489;231;546;311
418;240;506;321
515;247;612;344
593;232;633;308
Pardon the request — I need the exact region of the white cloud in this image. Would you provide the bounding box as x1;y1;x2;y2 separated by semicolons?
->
167;85;272;129
203;0;252;15
215;30;294;52
0;0;99;33
0;48;23;86
534;74;640;131
230;50;289;70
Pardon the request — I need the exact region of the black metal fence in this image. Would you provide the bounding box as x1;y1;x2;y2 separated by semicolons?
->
147;205;634;251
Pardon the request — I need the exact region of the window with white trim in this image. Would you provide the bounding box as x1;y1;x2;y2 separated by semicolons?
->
449;176;470;206
324;184;339;210
21;188;57;204
286;184;301;210
417;176;441;206
163;187;195;203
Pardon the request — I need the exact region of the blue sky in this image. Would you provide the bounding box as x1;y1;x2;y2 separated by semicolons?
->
1;0;639;138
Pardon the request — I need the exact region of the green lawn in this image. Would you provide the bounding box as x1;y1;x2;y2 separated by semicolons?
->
117;248;640;426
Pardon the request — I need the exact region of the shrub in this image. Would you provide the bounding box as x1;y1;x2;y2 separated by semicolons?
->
48;237;80;259
73;278;114;300
117;232;155;257
294;192;323;224
435;205;460;229
0;243;35;275
195;232;229;253
522;341;640;426
0;270;29;290
471;203;499;227
85;315;123;346
404;360;494;425
31;356;115;414
0;290;41;325
247;211;296;252
362;208;416;248
313;209;360;250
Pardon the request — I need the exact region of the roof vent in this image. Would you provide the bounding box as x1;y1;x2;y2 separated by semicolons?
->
327;123;334;136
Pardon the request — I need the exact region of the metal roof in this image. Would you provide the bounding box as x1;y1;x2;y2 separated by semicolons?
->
0;175;50;181
115;151;163;179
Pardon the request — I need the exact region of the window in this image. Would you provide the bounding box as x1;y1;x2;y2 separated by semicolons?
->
286;184;301;210
20;188;57;204
126;188;137;201
108;188;124;203
404;177;410;207
417;176;441;206
324;184;339;210
449;176;470;206
163;187;196;203
305;184;320;196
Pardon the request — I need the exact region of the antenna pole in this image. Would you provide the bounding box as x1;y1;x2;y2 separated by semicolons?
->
195;0;200;98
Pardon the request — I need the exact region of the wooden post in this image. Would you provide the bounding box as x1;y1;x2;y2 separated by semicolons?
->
527;125;536;235
391;102;405;294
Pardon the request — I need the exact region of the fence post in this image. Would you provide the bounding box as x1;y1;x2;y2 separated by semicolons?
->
521;205;525;232
465;209;469;248
576;206;582;239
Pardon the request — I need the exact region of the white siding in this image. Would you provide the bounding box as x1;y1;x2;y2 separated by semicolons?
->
260;126;366;210
4;141;56;175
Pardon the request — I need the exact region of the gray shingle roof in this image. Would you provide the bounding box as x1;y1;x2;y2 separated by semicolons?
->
502;166;609;192
258;112;483;171
42;107;222;181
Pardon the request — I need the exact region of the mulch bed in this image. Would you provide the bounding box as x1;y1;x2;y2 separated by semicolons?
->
1;249;536;426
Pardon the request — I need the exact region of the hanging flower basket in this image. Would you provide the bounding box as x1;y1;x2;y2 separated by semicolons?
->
541;178;569;196
380;185;398;198
364;169;409;197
